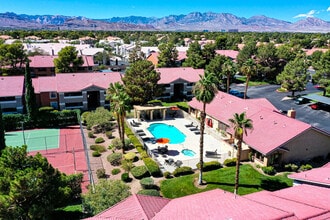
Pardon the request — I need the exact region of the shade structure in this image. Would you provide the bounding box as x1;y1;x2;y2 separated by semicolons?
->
156;138;170;144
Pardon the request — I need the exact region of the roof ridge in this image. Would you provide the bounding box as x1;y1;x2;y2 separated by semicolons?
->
134;194;152;219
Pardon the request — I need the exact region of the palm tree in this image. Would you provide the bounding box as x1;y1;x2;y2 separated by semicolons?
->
107;82;131;154
240;58;257;99
222;60;237;93
228;112;253;195
193;71;218;185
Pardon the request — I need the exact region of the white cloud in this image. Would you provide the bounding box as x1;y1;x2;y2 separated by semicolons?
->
327;7;330;12
293;10;316;18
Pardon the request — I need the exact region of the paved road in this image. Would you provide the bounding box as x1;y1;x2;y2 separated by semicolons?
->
230;83;330;133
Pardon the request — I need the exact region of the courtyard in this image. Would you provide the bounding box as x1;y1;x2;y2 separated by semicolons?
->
127;117;233;172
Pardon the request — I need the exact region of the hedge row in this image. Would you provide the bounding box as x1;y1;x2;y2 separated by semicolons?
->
196;161;222;172
3;109;79;131
143;158;162;177
131;165;150;179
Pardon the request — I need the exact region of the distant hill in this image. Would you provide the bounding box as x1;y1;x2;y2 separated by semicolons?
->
1;12;330;32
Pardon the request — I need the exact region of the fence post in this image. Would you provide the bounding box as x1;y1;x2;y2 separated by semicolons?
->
45;137;48;154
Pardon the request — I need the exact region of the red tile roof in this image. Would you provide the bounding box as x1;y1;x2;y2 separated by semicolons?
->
215;50;239;60
33;72;122;93
245;190;329;219
288;164;330;187
272;184;330;211
157;67;203;84
189;91;311;154
84;194;170;220
29;55;95;68
153;189;294;220
0;76;24;97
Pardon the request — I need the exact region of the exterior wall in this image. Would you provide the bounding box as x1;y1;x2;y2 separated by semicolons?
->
280;129;330;164
0;96;24;113
38;92;59;109
31;67;55;76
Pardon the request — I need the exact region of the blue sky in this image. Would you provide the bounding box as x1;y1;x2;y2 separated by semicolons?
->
1;0;329;22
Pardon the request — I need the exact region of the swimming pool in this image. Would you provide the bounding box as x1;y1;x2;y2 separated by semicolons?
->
181;149;196;157
147;123;186;144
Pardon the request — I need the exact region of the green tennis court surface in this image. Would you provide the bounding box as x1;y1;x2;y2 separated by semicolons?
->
5;128;60;152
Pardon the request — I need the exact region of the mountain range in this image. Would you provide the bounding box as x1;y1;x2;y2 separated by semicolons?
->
1;12;330;33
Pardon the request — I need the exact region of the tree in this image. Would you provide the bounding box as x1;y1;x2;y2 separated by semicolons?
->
107;82;131;153
312;50;330;96
183;41;205;69
54;46;84;73
222;59;237;93
157;42;178;67
193;72;218;185
240;58;257;99
128;42;145;63
277;56;308;97
0;146;83;219
201;43;216;67
0;42;27;74
206;55;233;92
255;43;279;81
122;60;161;105
82;179;131;216
228;112;253;195
236;41;257;67
0;106;5;155
24;61;38;122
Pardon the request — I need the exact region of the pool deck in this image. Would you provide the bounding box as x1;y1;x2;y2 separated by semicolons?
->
128;118;233;173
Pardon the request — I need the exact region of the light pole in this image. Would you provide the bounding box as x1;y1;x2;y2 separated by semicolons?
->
21;121;26;146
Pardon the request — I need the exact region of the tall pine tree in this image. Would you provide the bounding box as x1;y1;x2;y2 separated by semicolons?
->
0;106;5;154
25;61;38;122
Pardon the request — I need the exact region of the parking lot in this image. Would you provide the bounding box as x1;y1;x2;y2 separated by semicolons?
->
230;83;330;133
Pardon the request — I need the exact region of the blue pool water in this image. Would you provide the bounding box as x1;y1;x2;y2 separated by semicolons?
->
147;123;186;144
181;149;196;157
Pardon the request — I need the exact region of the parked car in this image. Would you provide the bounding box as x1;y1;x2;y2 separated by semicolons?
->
229;89;245;98
295;97;309;105
309;102;330;111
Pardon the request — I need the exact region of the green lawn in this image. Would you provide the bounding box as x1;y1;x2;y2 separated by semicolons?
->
160;164;292;198
235;76;269;86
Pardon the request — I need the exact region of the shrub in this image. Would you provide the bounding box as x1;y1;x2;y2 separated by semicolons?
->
111;168;121;175
173;166;194;177
92;151;102;157
137;189;160;197
262;166;277;175
139;177;155;189
95;137;105;144
139;151;149;159
39;106;54;112
143;158;162;177
121;173;131;182
107;153;123;166
196;161;222;172
163;171;172;179
96;168;106;179
111;138;123;150
81;111;90;124
124;152;136;161
224;158;237;167
105;131;113;139
284;163;299;172
92;121;114;134
90;144;106;153
131;166;150;179
88;131;95;138
299;164;312;171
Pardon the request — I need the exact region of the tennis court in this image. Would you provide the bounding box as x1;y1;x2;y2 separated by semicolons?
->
5;128;60;152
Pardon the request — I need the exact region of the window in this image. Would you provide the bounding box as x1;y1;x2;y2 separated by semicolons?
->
187;83;194;87
0;96;15;101
49;92;57;99
50;101;58;109
64;92;82;97
65;102;83;107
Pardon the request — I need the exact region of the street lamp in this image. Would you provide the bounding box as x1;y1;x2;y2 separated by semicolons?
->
21;121;26;146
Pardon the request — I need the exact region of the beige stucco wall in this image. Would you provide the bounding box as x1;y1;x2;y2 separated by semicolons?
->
280;128;330;164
